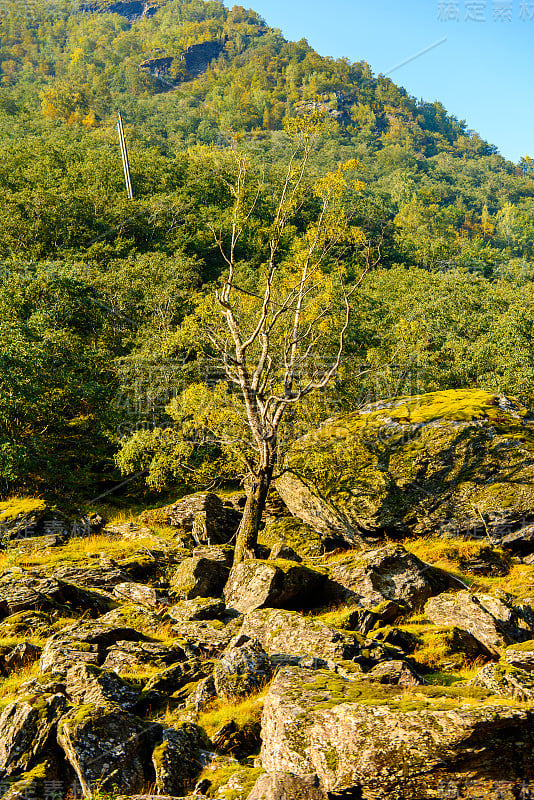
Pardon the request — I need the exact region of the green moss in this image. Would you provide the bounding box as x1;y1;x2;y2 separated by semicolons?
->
0;497;47;524
506;640;534;652
258;516;323;558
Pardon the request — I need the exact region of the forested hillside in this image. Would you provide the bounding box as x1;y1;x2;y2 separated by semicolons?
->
1;0;534;501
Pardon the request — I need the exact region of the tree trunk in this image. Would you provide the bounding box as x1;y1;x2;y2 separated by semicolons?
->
233;465;273;565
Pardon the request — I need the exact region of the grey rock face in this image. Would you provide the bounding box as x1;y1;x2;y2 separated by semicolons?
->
66;663;139;710
467;662;534;700
224;559;325;614
327;544;450;610
167;597;226;622
113;582;160;607
57;704;158;797
144;660;213;695
239;608;383;664
424;590;532;656
152;724;207;796
246;772;327;800
504;641;534;670
260;666;534;799
141;493;241;545
213;636;272;702
39;621;148;675
170;547;232;599
102;640;195;672
0;693;66;777
364;659;423;687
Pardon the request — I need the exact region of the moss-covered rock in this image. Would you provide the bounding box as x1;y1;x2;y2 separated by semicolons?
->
214;635;272;702
276;390;534;544
224;559;325;614
326;544;451;611
424;590;532;657
152;723;207;796
170;547;232;600
258;517;324;559
0;693;66;777
260;666;534;799
57;703;159;796
467;662;534;700
239;608;385;665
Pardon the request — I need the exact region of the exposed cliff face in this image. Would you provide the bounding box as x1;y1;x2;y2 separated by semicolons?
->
84;0;159;24
139;40;225;86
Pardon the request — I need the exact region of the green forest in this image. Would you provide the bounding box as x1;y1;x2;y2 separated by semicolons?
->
1;0;534;505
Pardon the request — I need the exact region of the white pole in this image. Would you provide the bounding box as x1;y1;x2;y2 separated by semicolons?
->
117;112;134;200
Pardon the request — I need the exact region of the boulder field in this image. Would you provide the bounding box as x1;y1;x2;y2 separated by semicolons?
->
2;390;534;799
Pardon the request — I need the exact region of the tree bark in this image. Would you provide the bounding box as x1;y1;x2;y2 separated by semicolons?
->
233;464;273;565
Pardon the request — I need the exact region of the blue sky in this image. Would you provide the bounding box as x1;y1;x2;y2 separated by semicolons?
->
245;0;533;164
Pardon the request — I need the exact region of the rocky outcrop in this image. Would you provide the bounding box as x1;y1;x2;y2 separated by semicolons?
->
276;390;534;544
504;640;534;670
326;544;450;610
170;546;232;599
260;666;534;799
102;639;197;672
213;635;272;701
168;596;226;622
424;590;532;656
141;493;240;545
38;621;149;675
65;663;138;710
0;693;66;777
152;724;207;796
239;608;384;665
467;662;534;700
224;559;325;614
57;705;158;796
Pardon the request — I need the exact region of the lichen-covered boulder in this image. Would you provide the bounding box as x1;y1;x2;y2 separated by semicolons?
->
504;640;534;670
239;608;384;665
224;560;325;614
102;639;196;673
57;704;158;796
167;597;226;622
467;662;534;700
50;560;129;591
113;582;160;607
276;390;534;544
144;659;213;696
326;544;450;610
66;663;138;710
97;603;163;634
258;516;324;559
260;666;534;799
39;621;148;675
364;659;423;687
424;591;532;656
140;492;241;545
0;693;67;777
246;772;327;800
214;635;272;701
152;724;207;796
170;547;232;599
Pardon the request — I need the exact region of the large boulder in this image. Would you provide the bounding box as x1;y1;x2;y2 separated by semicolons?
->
140;493;241;545
65;663;138;710
213;635;272;701
224;560;325;614
0;693;66;777
467;662;534;701
239;608;384;665
151;724;207;796
102;640;196;672
38;621;148;675
276;390;534;544
170;547;232;599
57;704;158;796
260;666;534;799
326;544;450;610
424;591;532;656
